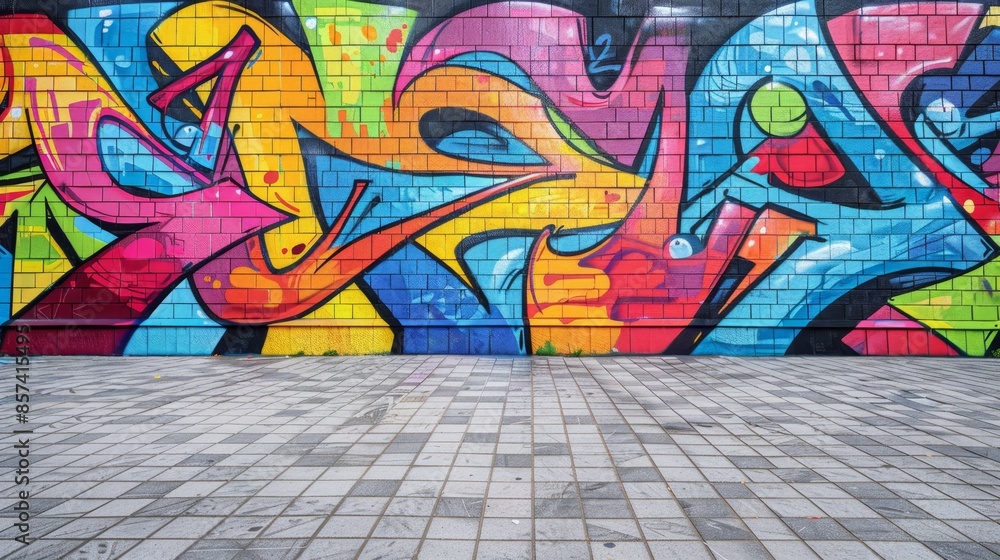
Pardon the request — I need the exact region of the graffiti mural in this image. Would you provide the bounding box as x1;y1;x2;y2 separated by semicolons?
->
0;0;998;356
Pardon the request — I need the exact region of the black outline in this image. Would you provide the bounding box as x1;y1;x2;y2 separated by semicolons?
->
44;199;83;268
788;270;972;356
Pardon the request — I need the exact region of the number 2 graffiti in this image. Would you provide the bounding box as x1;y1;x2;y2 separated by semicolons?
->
588;34;623;75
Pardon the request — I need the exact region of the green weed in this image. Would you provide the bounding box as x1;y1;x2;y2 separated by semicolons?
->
536;341;557;356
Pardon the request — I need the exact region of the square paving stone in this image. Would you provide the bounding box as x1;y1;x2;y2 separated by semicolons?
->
839;518;913;541
679;499;736;518
299;538;365;559
590;541;651;560
784;517;854;541
702;540;773;560
535;541;591;560
925;541;1000;560
493;454;531;467
582;499;633;518
349;479;402;497
434;497;484;518
425;518;480;540
358;538;421;559
579;482;626;499
417;539;476;560
476;540;532;559
690;518;754;541
534;498;582;518
648;541;714;560
860;499;932;519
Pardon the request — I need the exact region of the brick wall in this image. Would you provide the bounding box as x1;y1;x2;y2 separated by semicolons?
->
0;1;998;356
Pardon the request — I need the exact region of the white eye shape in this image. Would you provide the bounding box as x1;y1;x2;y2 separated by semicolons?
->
668;236;694;259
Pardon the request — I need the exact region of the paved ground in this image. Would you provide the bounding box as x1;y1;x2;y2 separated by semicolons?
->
1;355;999;560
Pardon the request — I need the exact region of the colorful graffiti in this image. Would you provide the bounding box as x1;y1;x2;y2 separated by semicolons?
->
0;0;999;356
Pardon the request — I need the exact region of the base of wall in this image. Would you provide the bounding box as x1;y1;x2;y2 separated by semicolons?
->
4;325;998;357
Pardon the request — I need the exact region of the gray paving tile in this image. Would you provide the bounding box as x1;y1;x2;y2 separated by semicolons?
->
260;516;324;539
866;541;945;560
618;467;663;482
44;499;110;517
425;517;480;540
535;540;591;560
418;539;476;560
315;515;378;538
535;518;587;541
579;481;625;499
587;519;643;541
590;541;652;559
476;540;532;559
121;481;185;498
582;498;633;518
13;355;1000;559
703;540;773;560
839;517;913;541
860;498;933;519
762;498;826;518
716;482;755;499
66;539;138;559
359;538;421;560
349;479;402;497
925;541;1000;560
165;481;226;498
239;539;309;559
648;540;714;559
46;517;125;540
534;498;582;518
333;496;389;515
948;520;1000;544
807;540;880;560
744;517;797;541
177;539;246;560
370;516;429;539
234;497;289;517
493;454;531;467
813;498;881;518
761;540;822;560
894;518;976;542
690;517;755;540
212;481;271;498
97;517;173;539
784;517;854;541
679;498;737;518
639;518;700;540
479;517;532;540
384;497;437;517
483;498;531;518
632;499;685;518
434;497;484;518
185;497;247;517
121;539;196;559
913;499;989;520
298;538;365;559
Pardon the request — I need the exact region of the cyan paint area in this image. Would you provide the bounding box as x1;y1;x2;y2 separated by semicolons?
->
363;243;526;354
915;27;1000;185
67;3;206;174
683;1;998;355
123;279;226;355
301;130;509;243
